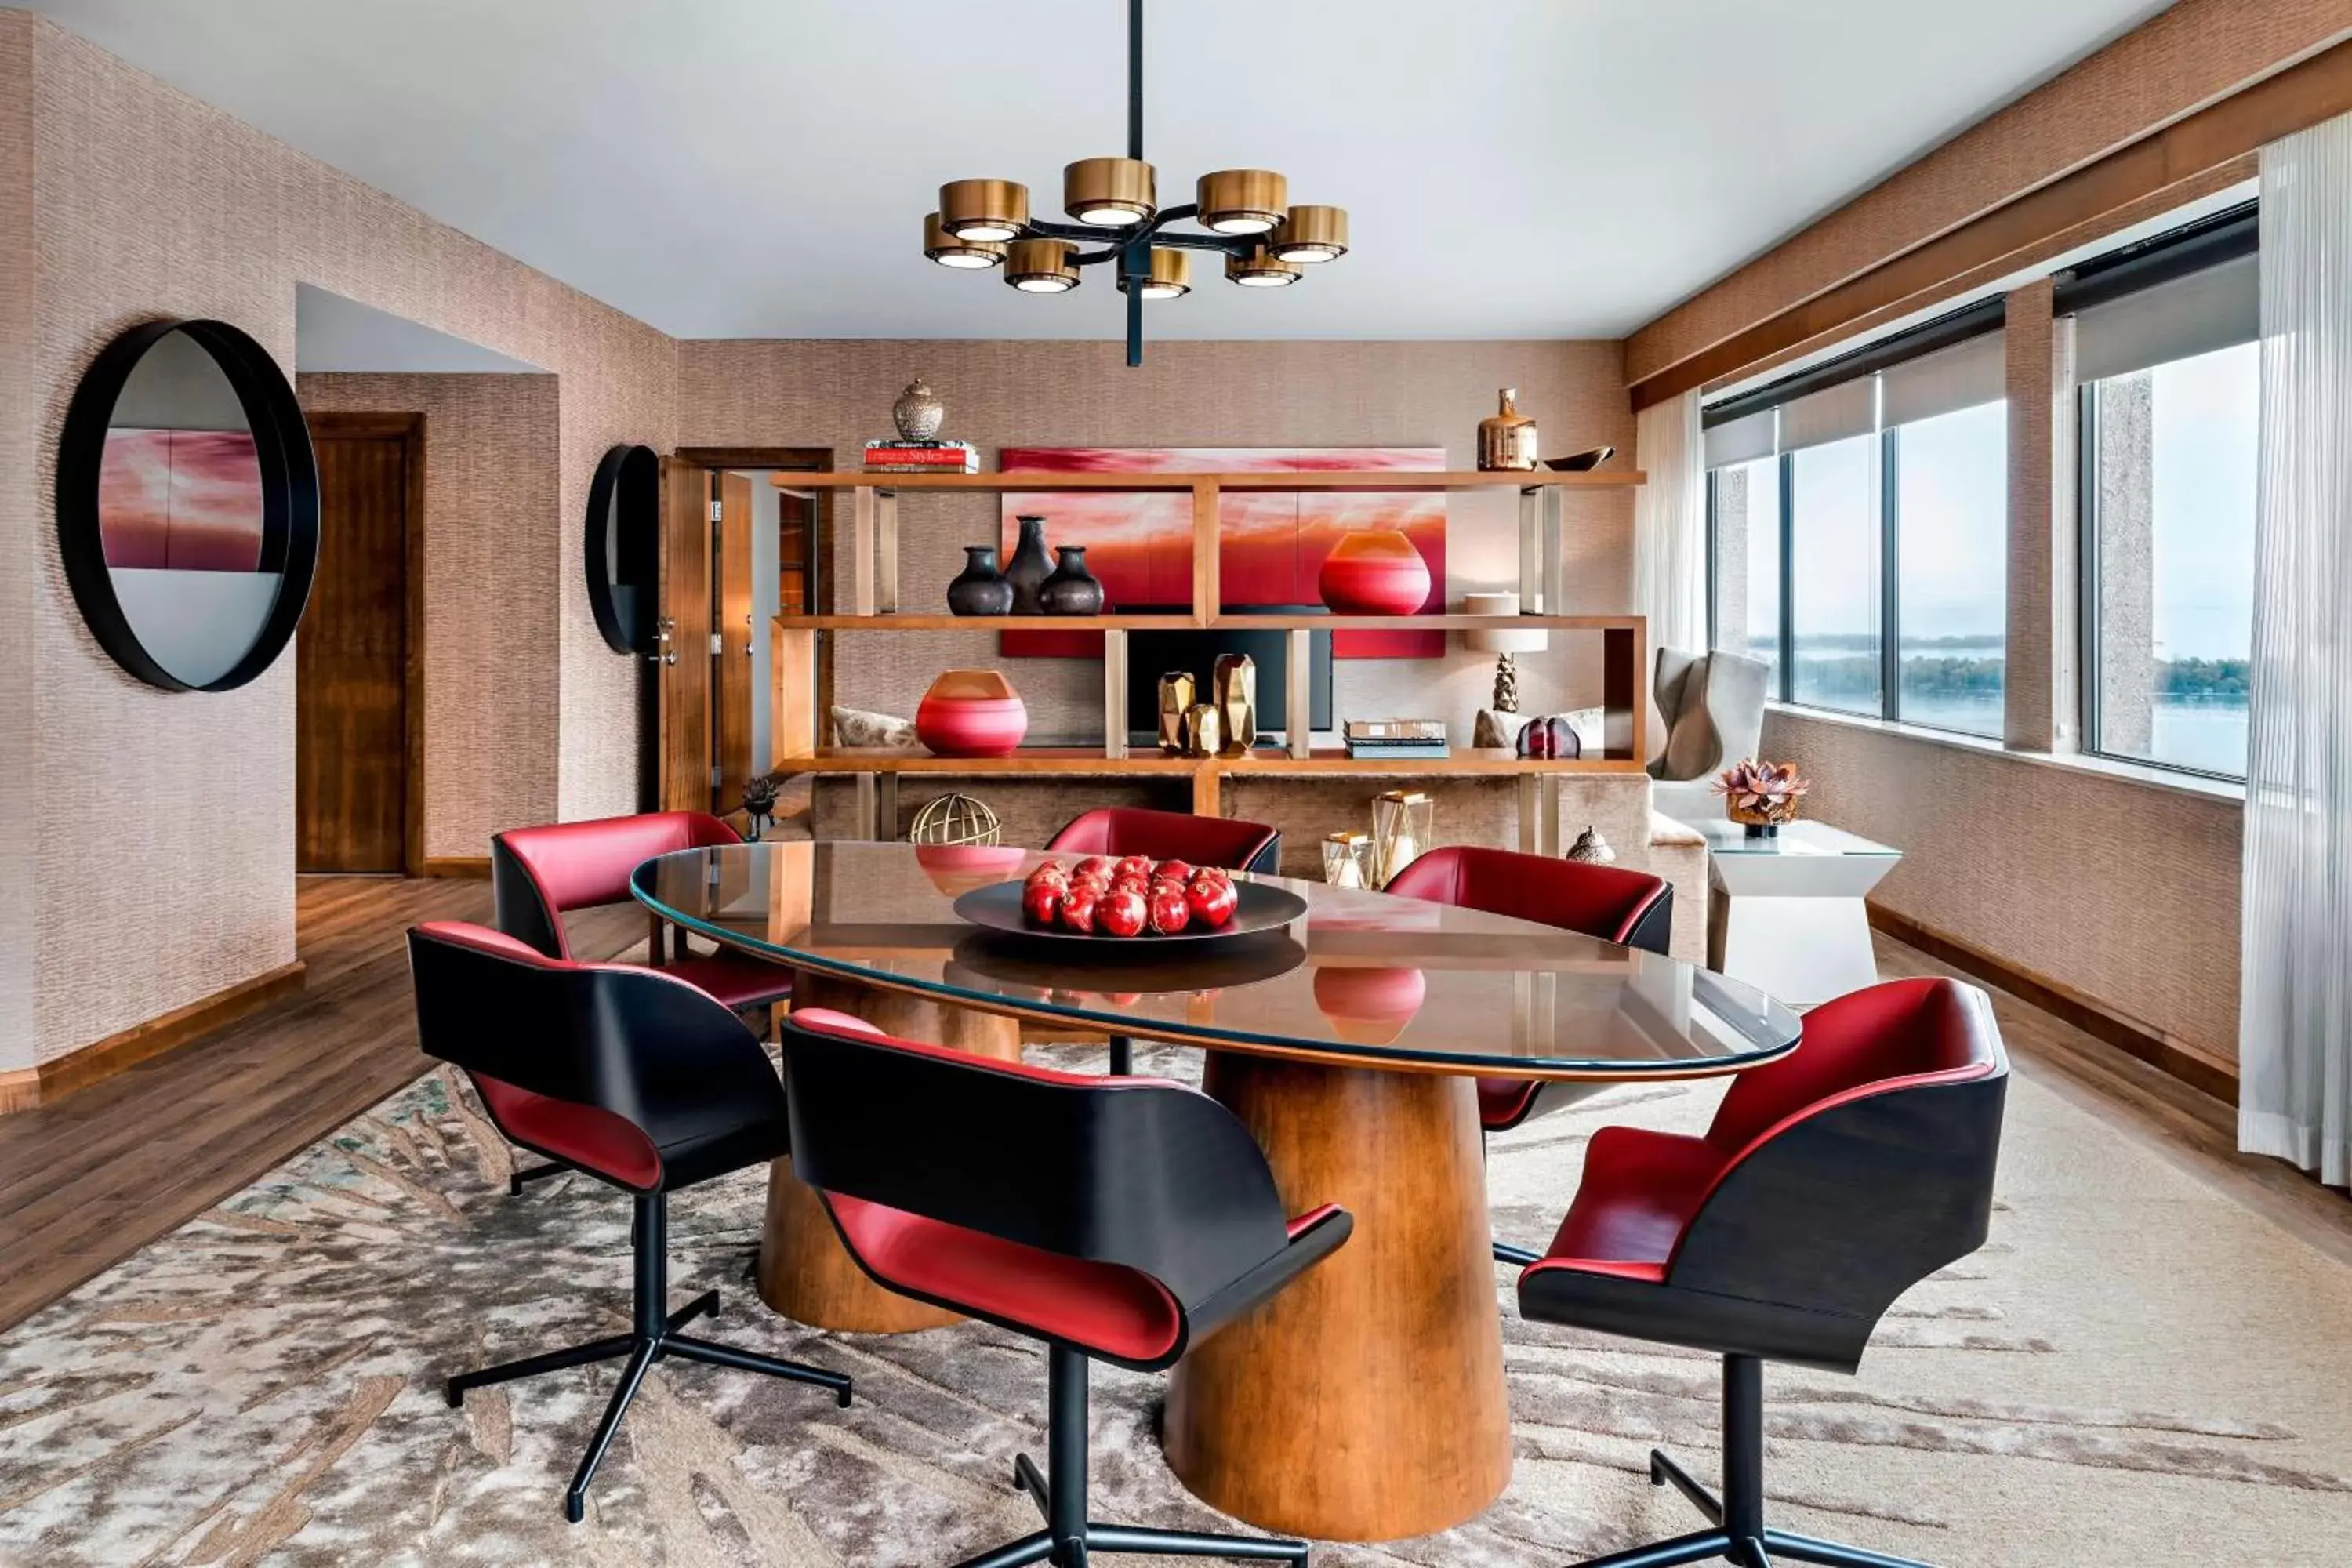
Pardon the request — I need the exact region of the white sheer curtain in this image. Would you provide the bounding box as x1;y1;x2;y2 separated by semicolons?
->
1634;389;1705;657
2239;110;2352;1184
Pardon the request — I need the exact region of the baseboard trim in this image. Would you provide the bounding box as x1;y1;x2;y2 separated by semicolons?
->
1866;903;2238;1105
418;856;491;879
5;961;308;1113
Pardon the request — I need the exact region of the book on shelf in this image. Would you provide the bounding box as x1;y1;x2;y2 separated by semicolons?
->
862;437;978;473
1345;742;1451;760
1341;719;1451;760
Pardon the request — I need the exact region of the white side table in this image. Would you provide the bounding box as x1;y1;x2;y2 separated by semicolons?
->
1690;818;1901;1007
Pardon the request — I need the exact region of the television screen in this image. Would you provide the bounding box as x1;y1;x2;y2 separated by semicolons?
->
1125;607;1333;744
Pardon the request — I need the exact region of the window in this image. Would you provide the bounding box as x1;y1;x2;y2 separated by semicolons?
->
1704;308;2009;735
2074;217;2259;779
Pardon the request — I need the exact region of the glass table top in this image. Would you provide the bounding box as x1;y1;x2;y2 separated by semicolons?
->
632;843;1801;1082
1687;818;1901;858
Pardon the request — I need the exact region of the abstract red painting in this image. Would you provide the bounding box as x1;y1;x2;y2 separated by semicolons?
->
999;446;1446;659
98;428;266;572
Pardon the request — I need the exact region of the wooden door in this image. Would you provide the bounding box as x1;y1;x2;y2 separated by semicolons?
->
298;413;421;872
715;472;756;814
659;457;713;814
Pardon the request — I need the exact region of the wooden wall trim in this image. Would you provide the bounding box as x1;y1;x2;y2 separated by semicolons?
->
418;855;491;878
1630;35;2352;409
1;960;307;1113
1867;903;2238;1105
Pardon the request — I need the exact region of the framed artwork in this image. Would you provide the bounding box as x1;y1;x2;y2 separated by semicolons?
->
999;446;1446;659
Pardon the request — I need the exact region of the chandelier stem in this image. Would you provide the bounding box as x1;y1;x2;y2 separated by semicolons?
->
1128;0;1144;160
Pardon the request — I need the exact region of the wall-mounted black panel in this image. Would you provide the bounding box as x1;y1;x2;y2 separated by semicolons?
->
586;443;660;655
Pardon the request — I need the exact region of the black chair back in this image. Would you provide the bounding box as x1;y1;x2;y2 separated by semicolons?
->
778;1014;1298;1315
408;922;785;1167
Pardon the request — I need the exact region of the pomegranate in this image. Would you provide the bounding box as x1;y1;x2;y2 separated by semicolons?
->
1148;884;1192;935
1059;884;1101;935
1186;877;1239;927
1098;886;1148;938
1022;882;1062;926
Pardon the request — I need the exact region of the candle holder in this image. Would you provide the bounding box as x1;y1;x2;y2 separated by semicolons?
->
1371;789;1432;888
1322;830;1374;888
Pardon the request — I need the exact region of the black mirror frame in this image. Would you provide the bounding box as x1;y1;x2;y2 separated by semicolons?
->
56;318;321;693
586;443;660;655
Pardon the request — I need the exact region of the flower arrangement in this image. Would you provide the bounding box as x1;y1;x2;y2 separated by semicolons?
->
1712;757;1809;833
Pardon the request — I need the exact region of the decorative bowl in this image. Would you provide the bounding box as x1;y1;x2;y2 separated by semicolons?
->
952;877;1309;950
915;669;1027;757
1541;445;1616;472
1317;529;1432;616
913;842;1029;896
1311;964;1428;1045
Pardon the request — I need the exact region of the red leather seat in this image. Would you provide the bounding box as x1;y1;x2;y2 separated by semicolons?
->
1385;845;1674;1133
1045;806;1279;874
778;1007;1348;1567
492;811;793;1012
1515;977;2010;1568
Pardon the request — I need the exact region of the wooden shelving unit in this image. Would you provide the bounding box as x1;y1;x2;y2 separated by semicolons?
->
768;469;1648;848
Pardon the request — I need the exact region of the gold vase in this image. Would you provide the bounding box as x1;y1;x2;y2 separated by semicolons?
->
1213;653;1256;757
1157;671;1196;756
1477;387;1539;471
1183;702;1223;758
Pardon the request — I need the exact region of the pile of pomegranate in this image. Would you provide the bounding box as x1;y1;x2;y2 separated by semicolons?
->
1021;855;1240;937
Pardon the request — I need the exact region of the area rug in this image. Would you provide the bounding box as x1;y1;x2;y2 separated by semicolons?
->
2;1037;2350;1567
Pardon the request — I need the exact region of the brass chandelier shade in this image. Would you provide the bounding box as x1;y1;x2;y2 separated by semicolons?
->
917;1;1345;364
1116;246;1192;299
1196;169;1288;234
1004;238;1081;292
938;178;1030;241
1065;157;1156;227
924;212;1006;269
1225;245;1302;288
1271;204;1348;263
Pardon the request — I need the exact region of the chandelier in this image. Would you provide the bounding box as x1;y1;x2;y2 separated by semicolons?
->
920;0;1348;368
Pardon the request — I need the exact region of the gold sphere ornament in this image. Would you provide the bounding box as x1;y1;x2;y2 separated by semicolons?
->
907;793;1003;847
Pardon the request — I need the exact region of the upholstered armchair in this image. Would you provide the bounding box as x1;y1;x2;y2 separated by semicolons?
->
1649;646;1771;824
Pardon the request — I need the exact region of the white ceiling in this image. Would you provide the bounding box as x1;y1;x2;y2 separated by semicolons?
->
295;285;544;372
32;0;2176;343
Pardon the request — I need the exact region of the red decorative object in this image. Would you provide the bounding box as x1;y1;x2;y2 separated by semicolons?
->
914;669;1028;757
1312;964;1428;1046
1317;528;1432;616
915;843;1029;896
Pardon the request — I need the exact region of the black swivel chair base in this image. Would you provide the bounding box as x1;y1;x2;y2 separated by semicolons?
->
1573;1357;1936;1568
953;1345;1308;1568
446;1189;851;1523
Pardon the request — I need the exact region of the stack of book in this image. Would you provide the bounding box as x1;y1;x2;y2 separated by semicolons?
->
1343;719;1451;760
862;438;978;474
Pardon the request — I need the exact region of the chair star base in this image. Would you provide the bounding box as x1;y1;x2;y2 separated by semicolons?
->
1490;1239;1542;1268
950;1345;1308;1568
1569;1359;1936;1568
444;1192;851;1523
507;1160;568;1196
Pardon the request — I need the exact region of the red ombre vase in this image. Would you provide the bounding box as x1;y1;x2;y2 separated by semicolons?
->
915;669;1028;757
1312;964;1428;1046
1317;529;1432;615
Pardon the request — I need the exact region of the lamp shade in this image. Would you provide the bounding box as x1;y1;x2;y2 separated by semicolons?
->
1461;590;1547;652
1196;169;1288;234
924;212;1006;269
1004;238;1080;293
1225;245;1302;288
1064;157;1156;227
1116;246;1192;299
1270;205;1348;263
939;179;1030;241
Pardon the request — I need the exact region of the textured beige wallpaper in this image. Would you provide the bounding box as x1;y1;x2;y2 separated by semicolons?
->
21;15;675;1066
296;373;561;862
0;13;34;1071
1627;0;2352;385
1765;709;2242;1067
679;339;1637;743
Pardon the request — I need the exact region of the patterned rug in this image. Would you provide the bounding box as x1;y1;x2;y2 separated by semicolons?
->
2;1040;2350;1567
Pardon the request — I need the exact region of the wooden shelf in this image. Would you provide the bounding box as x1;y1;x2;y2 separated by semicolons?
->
779;612;1642;633
771;747;1637;777
779;469;1644;492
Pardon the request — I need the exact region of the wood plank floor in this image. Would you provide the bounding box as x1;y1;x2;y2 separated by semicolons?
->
0;877;644;1332
0;879;2343;1333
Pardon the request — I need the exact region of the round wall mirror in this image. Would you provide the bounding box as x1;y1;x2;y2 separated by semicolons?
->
586;443;659;655
57;319;320;691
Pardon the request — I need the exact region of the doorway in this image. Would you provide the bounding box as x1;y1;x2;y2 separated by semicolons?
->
662;449;827;820
297;412;424;872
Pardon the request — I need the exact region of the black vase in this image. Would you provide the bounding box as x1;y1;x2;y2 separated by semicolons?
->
1004;514;1054;615
946;544;1014;615
1039;545;1105;615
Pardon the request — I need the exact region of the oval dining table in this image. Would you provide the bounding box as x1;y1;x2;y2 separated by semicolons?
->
633;840;1801;1544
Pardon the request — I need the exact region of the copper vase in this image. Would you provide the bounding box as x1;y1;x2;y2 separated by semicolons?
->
1158;671;1196;756
1477;387;1539;471
1182;702;1223;758
1213;653;1256;757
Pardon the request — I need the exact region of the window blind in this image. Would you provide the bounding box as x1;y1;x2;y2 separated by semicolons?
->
1702;408;1776;470
1779;378;1876;453
1880;330;2006;426
2074;252;2259;383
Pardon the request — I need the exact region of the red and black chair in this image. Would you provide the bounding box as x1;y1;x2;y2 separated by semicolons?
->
1383;844;1675;1265
493;811;793;1192
779;1007;1351;1568
1516;977;2008;1568
1045;806;1280;875
409;923;851;1523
